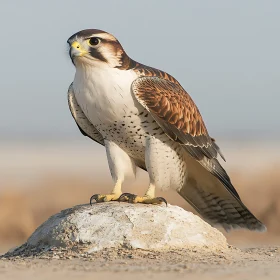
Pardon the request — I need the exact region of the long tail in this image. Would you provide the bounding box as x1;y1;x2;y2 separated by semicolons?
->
178;154;266;232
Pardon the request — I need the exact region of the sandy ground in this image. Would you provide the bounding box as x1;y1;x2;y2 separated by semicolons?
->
0;246;280;280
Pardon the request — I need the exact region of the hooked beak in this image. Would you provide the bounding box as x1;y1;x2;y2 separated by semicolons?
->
69;41;88;58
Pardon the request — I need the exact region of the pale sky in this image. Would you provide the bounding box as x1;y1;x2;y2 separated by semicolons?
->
0;0;279;141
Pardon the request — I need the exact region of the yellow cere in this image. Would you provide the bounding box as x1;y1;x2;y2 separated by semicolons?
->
71;41;87;56
71;41;80;49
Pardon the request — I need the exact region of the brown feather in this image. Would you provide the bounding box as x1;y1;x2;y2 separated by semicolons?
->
132;76;225;162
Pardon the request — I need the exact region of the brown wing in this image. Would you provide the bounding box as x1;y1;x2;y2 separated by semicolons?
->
132;76;244;199
132;76;266;231
132;76;225;161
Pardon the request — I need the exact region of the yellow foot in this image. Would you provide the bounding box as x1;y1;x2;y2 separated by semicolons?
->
90;193;121;205
118;193;167;206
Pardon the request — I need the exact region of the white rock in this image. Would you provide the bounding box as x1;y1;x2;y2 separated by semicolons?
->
27;202;228;252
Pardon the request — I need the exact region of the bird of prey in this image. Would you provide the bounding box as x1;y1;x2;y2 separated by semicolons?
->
67;29;265;232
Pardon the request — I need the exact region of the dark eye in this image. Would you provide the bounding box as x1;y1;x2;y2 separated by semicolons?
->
88;37;100;46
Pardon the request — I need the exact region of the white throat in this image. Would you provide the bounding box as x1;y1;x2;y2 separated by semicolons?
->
72;63;139;125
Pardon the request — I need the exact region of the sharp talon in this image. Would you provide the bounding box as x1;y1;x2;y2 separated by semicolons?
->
90;194;99;205
128;194;137;204
157;197;168;207
118;193;131;202
118;193;126;201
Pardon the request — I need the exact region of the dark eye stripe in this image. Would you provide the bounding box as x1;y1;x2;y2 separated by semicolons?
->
89;48;107;63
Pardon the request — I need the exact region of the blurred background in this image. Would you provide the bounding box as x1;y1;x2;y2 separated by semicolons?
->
0;0;279;252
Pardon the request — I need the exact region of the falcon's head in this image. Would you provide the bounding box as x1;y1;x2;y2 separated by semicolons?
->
67;29;130;68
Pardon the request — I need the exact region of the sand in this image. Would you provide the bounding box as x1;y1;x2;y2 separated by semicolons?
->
1;246;280;280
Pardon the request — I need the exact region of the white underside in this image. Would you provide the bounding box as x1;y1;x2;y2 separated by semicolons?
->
72;62;188;192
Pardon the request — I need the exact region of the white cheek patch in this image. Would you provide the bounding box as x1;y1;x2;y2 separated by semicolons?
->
97;45;123;67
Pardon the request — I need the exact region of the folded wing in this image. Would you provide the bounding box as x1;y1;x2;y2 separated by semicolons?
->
132;76;265;231
68;84;104;145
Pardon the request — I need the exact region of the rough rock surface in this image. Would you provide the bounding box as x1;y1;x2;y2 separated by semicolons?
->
24;202;228;253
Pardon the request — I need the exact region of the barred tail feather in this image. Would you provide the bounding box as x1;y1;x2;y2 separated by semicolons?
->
179;154;266;232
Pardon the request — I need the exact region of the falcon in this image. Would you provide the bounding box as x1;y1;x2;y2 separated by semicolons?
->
67;29;265;232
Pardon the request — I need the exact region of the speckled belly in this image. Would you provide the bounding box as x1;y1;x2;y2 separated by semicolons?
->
93;109;171;163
